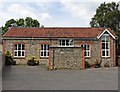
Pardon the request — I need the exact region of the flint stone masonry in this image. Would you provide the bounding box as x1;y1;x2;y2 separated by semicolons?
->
3;36;115;68
51;47;83;69
3;39;50;65
117;56;120;66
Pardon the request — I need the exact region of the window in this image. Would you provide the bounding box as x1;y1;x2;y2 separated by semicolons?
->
58;39;74;47
81;44;90;57
40;44;49;57
14;44;25;57
101;33;110;57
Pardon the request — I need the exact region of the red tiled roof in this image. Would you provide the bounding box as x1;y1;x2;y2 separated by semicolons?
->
3;27;116;38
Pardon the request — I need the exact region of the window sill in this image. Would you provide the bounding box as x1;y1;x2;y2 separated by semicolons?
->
102;56;111;58
40;57;49;59
57;46;74;47
13;57;25;59
85;56;91;58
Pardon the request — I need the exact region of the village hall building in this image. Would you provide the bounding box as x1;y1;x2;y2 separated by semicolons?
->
3;27;117;69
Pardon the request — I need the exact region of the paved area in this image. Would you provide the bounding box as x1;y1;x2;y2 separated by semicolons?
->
2;66;118;90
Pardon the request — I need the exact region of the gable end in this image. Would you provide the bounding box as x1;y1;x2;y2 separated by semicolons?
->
97;29;116;39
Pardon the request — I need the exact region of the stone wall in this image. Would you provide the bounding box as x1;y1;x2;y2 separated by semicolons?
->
117;56;120;66
51;47;84;69
74;38;115;67
3;37;116;68
3;39;50;65
101;37;115;67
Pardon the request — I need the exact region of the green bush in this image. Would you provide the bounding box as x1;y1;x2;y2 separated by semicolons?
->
5;51;16;65
85;61;91;68
27;56;39;66
94;59;102;68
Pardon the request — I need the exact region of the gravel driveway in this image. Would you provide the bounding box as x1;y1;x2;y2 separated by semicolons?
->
2;65;118;90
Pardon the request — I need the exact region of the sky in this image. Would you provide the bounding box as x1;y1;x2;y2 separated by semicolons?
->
0;0;119;27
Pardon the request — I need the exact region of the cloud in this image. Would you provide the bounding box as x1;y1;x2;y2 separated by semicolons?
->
0;0;119;27
0;0;119;2
0;2;52;26
41;13;51;21
60;2;97;26
118;1;120;10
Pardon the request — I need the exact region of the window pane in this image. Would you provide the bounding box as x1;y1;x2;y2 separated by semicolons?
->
41;44;43;50
84;45;86;50
84;51;87;56
14;44;17;50
106;51;109;56
86;52;89;56
86;45;89;50
102;51;105;56
102;43;105;49
18;44;21;50
81;45;83;48
62;40;65;46
102;35;105;42
18;51;21;56
22;51;24;56
44;44;46;50
59;40;61;46
106;43;109;49
46;45;49;50
106;35;109;42
41;51;43;56
44;51;46;56
14;51;17;56
70;40;73;45
66;40;69;46
22;45;25;50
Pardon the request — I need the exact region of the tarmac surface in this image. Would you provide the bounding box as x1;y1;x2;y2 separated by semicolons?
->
2;65;118;90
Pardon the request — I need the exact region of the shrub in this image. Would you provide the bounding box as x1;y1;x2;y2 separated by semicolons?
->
5;51;16;65
27;56;39;66
94;59;102;68
85;61;91;68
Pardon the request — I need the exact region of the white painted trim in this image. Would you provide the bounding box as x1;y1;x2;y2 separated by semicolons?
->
102;56;110;58
14;44;25;57
81;44;91;57
97;29;116;39
101;34;110;57
58;39;74;47
40;44;49;57
57;46;74;47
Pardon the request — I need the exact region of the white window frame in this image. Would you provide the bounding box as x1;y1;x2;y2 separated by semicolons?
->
40;44;49;57
102;34;110;57
58;39;74;47
81;44;91;57
14;44;25;57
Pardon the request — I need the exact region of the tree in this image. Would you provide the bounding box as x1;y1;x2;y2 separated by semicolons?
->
16;18;25;27
2;17;41;35
90;2;120;55
90;2;120;37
